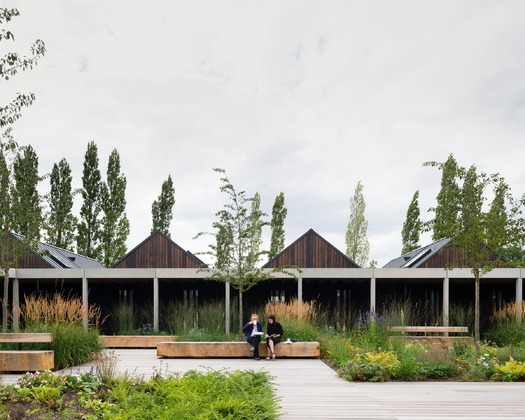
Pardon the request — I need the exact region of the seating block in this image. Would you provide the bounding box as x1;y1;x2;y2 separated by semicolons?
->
157;341;320;358
0;350;54;372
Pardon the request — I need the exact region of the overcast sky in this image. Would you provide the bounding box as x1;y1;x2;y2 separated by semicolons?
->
4;1;525;267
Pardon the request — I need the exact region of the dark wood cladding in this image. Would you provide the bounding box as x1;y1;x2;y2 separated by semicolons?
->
113;231;205;269
264;229;359;269
421;247;505;268
18;254;53;269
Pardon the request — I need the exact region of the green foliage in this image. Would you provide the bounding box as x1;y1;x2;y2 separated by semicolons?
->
111;303;135;335
45;158;77;250
281;318;318;342
151;174;175;238
340;351;400;382
12;145;42;240
0;7;46;133
77;141;102;260
495;357;525;381
401;190;422;254
485;320;525;347
425;154;462;241
269;191;287;260
100;149;130;266
345;180;370;267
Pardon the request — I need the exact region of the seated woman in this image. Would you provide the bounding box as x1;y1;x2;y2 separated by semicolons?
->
265;314;284;360
242;313;263;360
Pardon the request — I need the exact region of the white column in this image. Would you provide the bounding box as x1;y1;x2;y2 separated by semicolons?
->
517;276;523;325
298;275;303;305
153;276;159;332
443;276;449;335
12;275;19;332
82;272;89;332
225;281;230;335
370;276;376;314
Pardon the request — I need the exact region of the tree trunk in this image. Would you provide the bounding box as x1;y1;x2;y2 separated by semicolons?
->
474;271;480;343
2;270;9;332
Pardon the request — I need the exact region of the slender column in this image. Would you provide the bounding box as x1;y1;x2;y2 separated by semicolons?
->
153;276;159;332
443;276;449;335
370;276;376;314
517;276;523;325
225;282;230;335
12;276;19;332
82;272;88;332
298;275;303;304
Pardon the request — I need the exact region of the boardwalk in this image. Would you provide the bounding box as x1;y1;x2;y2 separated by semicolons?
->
3;349;525;419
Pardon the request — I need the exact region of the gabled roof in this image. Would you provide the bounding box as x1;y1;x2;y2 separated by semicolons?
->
263;228;359;269
112;231;206;268
383;238;451;268
11;232;105;269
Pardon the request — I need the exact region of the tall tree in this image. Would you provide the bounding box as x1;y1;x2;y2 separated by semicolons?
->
77;141;102;260
196;169;291;332
0;7;45;331
100;149;130;267
454;165;488;342
401;190;422;254
425;154;462;240
11;145;41;240
269;192;287;260
345;181;370;267
45;158;77;250
151;175;175;238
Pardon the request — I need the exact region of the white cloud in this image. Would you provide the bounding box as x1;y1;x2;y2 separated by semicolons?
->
4;0;525;267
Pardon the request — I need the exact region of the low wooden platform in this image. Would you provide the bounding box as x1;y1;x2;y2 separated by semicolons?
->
101;335;178;348
0;350;55;372
157;341;320;358
388;326;473;347
0;333;54;372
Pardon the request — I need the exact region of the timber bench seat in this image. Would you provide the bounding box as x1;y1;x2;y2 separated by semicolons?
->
0;333;54;372
388;326;473;347
157;341;321;358
101;335;178;348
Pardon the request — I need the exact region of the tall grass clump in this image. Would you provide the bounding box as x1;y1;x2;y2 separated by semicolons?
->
264;298;318;341
162;299;236;341
111;303;135;335
18;293;103;369
485;302;525;346
449;303;475;334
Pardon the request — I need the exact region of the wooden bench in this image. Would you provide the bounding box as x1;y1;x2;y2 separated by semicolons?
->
388;326;473;347
157;341;320;358
0;333;54;372
101;335;178;348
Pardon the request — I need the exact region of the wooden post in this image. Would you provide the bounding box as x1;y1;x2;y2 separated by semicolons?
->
225;282;230;335
517;276;523;325
82;272;88;332
153;276;159;332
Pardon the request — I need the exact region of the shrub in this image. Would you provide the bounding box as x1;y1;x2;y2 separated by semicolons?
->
495;357;525;381
340;351;400;382
485;302;525;346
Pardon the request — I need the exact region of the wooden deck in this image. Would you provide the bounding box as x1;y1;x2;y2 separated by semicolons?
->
3;349;525;419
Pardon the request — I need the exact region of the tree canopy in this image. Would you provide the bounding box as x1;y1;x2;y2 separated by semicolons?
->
151;175;175;238
269;192;287;260
345;181;370;267
401;190;422;254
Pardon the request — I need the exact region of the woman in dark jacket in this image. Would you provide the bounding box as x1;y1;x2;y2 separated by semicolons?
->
265;314;283;360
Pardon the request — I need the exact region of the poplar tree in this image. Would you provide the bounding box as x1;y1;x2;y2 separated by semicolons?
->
46;158;76;250
269;192;287;260
77;141;102;260
100;149;130;267
247;192;266;269
151;175;175;238
401;190;422;254
345;181;370;267
425;154;462;240
12;145;41;240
